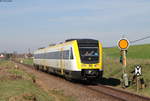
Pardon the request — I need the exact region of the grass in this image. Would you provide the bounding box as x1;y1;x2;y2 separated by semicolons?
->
103;44;150;59
103;44;150;97
0;60;53;101
22;58;33;65
0;60;15;68
8;67;36;81
0;60;76;101
0;80;53;101
15;58;33;65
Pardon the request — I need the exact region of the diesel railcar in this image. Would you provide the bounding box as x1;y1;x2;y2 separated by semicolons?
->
33;39;103;80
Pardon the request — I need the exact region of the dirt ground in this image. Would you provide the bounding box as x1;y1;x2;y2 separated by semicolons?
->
16;63;121;101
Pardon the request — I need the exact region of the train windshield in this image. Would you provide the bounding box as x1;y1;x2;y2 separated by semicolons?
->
79;47;99;64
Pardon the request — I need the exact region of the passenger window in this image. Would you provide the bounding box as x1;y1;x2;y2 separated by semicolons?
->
70;48;73;59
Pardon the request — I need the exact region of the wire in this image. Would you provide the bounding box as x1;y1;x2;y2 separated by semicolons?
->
103;35;150;48
129;35;150;44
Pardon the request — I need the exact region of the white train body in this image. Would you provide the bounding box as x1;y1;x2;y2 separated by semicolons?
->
33;39;103;80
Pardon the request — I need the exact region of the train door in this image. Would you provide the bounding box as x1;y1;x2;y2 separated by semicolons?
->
60;48;65;75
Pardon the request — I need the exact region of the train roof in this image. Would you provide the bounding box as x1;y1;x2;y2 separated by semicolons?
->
66;39;98;43
35;39;100;53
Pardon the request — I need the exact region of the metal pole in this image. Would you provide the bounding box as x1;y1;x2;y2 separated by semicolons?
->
137;76;139;92
122;50;126;68
122;50;129;87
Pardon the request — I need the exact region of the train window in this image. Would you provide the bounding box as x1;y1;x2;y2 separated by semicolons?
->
80;47;98;56
34;50;71;60
34;54;37;59
63;50;69;59
79;47;99;64
69;48;73;59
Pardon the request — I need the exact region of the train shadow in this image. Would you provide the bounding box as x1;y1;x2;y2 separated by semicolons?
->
32;66;121;86
71;77;121;86
98;77;121;86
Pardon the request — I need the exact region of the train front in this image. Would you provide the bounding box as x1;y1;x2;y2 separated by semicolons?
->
74;39;103;80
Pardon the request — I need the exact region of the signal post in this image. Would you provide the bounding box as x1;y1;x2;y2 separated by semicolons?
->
118;38;130;88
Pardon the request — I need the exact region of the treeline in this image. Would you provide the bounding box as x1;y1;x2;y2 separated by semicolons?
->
0;53;33;60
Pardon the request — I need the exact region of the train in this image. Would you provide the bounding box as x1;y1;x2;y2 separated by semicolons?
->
33;39;103;81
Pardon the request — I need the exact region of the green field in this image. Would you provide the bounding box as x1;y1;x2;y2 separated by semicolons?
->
104;44;150;59
103;44;150;97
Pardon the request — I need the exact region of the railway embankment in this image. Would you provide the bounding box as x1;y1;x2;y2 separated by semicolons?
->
103;44;150;97
0;60;75;101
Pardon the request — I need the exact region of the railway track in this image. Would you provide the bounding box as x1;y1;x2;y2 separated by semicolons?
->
16;62;150;101
84;85;150;101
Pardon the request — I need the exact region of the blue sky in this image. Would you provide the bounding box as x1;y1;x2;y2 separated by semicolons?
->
0;0;150;53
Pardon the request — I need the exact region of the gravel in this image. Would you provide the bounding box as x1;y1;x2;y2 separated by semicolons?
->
17;63;122;101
